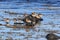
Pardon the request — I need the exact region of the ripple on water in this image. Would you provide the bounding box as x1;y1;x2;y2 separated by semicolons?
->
0;2;60;40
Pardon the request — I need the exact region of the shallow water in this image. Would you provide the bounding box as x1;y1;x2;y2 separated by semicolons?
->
0;1;60;40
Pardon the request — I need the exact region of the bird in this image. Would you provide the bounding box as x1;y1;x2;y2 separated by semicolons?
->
24;18;32;26
23;12;37;26
35;14;43;21
4;18;10;24
22;12;43;26
19;12;43;26
13;18;17;23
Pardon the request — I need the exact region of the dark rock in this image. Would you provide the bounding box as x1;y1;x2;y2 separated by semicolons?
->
46;33;60;40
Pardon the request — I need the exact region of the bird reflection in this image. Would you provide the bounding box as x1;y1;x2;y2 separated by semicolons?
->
5;20;41;32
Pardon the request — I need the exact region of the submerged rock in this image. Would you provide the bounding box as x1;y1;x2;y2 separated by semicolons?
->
46;33;60;40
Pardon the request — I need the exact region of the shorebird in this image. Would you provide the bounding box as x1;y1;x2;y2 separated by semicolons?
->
23;12;37;26
4;18;10;24
13;18;17;24
35;14;43;23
